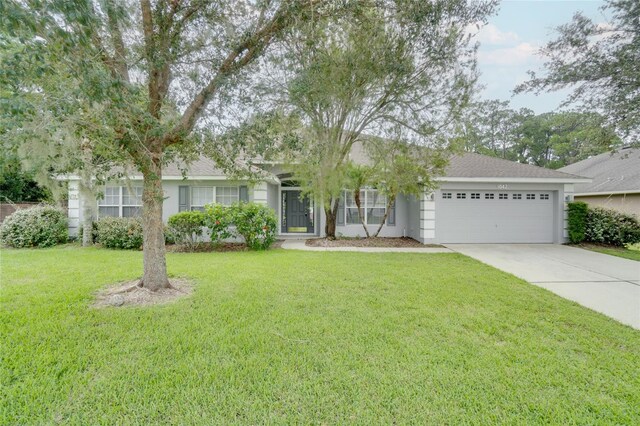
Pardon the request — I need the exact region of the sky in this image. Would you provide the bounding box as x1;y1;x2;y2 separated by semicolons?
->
474;0;608;114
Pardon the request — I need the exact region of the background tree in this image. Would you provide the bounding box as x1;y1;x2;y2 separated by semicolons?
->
0;155;51;203
515;0;640;138
1;0;350;289
271;1;496;238
455;100;621;168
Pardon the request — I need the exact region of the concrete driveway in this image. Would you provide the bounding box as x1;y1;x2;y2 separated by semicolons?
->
445;244;640;329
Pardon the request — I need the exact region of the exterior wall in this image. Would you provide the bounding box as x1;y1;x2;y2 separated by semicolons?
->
333;193;411;238
574;193;640;217
430;182;567;244
407;195;421;241
71;179;256;229
267;183;279;212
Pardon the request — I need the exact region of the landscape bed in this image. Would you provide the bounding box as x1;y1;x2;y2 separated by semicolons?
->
305;237;440;248
1;246;639;424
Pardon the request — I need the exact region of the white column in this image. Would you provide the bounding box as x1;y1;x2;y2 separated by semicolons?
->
67;180;80;237
562;183;575;242
252;182;268;205
419;191;436;242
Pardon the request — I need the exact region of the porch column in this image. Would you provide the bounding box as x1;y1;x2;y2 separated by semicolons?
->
419;191;436;243
68;180;80;237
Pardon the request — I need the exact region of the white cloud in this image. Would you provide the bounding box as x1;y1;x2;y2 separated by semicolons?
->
478;42;541;66
467;23;520;46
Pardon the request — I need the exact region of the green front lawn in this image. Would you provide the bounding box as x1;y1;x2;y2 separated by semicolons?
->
2;247;639;424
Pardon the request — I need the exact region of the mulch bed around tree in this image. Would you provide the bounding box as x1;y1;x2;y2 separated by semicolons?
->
166;240;283;253
305;237;442;248
93;278;194;308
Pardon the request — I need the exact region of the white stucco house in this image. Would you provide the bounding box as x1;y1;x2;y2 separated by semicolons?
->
66;151;589;244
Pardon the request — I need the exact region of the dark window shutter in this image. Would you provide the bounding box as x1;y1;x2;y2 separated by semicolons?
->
337;192;345;226
239;185;249;202
179;186;190;212
387;199;396;226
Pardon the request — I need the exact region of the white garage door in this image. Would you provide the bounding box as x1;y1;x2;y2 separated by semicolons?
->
437;190;555;243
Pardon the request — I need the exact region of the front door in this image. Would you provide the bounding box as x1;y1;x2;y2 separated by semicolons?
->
283;190;314;233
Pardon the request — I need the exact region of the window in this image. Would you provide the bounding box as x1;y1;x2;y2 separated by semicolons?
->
98;186;142;218
526;193;535;200
345;190;365;224
442;192;452;199
540;193;550;200
484;193;495;200
122;187;142;217
513;193;522;200
191;187;214;211
216;186;239;206
366;190;386;225
499;193;508;200
344;189;388;225
456;193;466;199
471;193;480;199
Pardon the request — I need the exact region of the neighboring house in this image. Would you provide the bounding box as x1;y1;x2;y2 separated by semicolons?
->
559;146;640;217
65;151;589;244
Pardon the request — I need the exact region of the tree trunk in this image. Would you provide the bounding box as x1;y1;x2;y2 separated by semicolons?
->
324;196;341;239
354;189;370;237
79;181;95;246
372;196;395;237
79;141;95;247
139;154;170;291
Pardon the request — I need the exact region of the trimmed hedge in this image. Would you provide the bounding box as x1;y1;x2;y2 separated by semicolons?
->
169;202;277;250
231;202;277;250
567;202;588;244
0;205;68;248
167;210;205;250
95;217;143;250
202;204;234;245
585;207;640;247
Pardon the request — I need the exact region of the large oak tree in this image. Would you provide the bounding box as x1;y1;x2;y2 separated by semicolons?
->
1;0;353;290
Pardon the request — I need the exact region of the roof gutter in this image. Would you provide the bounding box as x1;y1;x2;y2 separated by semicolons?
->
574;190;640;196
57;174;281;185
436;177;592;184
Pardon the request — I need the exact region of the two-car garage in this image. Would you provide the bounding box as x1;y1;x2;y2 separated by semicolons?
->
420;152;592;245
436;190;557;243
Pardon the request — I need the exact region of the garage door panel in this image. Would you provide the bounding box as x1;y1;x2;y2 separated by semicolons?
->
437;191;554;243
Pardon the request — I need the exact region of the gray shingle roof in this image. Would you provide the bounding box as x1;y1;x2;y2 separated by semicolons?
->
444;152;585;180
558;147;640;194
163;150;585;182
163;156;226;177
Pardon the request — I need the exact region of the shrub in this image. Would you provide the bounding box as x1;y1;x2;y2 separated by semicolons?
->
164;225;177;245
202;204;234;244
230;202;277;250
567;202;588;244
585;207;640;247
167;210;205;250
0;205;68;248
95;217;143;249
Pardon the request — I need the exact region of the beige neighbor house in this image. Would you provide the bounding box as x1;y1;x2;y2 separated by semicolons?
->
66;151;590;244
559;146;640;217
